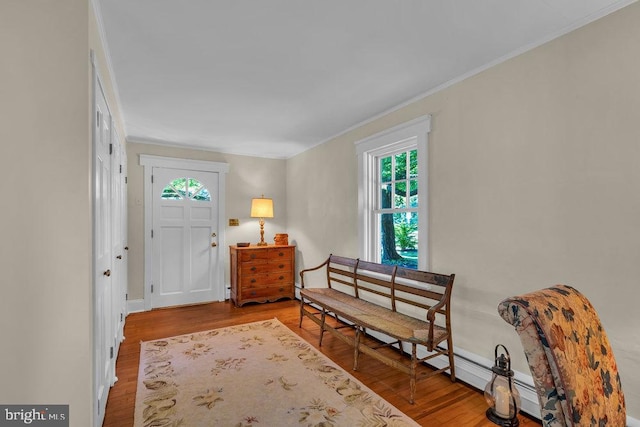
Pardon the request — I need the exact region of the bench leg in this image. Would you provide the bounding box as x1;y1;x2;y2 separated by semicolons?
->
319;309;327;346
353;327;361;371
447;335;456;382
298;298;305;328
410;344;417;404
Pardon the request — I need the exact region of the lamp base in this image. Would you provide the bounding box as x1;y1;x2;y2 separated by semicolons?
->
256;218;267;246
486;408;519;427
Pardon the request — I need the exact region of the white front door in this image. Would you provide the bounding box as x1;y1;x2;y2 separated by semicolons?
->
93;76;113;424
151;167;221;308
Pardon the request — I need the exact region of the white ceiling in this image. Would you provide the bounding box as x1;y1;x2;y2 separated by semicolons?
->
96;0;634;159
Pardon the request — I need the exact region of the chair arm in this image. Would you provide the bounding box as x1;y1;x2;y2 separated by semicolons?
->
299;256;331;289
426;276;454;323
426;298;447;323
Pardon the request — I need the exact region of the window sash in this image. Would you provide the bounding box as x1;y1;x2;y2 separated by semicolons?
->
355;115;431;271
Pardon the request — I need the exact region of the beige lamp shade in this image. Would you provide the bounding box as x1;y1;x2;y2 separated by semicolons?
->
251;196;273;246
250;197;274;218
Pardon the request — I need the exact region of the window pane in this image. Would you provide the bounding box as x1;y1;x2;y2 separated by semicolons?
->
380;157;392;183
409;149;418;178
193;187;211;201
188;178;202;198
378;212;418;269
380;184;392;209
395;152;406;180
409;179;418;207
171;178;187;197
161;186;182;200
394;182;406;208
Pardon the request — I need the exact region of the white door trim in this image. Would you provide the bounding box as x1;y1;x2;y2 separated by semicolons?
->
140;155;229;311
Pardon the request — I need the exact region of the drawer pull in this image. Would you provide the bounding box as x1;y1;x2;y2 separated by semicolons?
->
278;252;284;256
250;279;257;283
250;291;256;296
278;264;284;269
279;287;284;292
279;276;284;280
251;267;257;272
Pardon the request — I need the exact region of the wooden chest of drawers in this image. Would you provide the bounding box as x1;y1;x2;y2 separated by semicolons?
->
229;245;295;307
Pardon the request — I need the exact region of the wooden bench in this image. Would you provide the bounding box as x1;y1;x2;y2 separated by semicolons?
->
298;255;456;404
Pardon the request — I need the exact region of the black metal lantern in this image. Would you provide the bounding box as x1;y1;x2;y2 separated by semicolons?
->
484;344;521;426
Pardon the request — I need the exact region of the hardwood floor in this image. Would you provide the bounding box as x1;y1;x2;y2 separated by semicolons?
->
103;299;541;426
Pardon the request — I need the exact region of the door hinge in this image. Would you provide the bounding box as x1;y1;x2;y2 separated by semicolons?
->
151;229;154;238
119;164;122;173
110;346;114;359
126;293;128;300
151;284;154;293
120;313;123;322
125;176;128;184
151;174;154;183
109;143;113;155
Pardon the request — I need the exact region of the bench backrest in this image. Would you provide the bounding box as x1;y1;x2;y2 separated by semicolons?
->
323;254;454;325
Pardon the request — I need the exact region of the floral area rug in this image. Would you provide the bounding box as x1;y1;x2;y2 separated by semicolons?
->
134;318;419;426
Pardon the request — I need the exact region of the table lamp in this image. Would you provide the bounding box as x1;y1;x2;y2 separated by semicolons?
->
250;195;273;246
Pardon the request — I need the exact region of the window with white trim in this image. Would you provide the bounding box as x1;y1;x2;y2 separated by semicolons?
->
356;116;430;270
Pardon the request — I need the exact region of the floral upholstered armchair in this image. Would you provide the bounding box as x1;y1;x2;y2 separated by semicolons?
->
498;285;626;426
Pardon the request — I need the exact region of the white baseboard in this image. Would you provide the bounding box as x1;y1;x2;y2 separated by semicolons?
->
126;299;145;314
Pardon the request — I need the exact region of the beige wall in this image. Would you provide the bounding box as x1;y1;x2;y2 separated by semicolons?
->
288;3;640;418
0;1;126;425
126;142;287;300
3;0;636;423
1;1;93;425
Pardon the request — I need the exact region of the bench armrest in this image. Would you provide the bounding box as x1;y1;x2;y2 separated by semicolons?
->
426;298;447;323
299;256;331;289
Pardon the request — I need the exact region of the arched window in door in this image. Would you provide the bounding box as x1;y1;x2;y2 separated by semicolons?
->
161;177;211;201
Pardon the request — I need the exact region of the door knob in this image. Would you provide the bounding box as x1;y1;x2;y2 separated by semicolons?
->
103;269;111;277
211;242;217;247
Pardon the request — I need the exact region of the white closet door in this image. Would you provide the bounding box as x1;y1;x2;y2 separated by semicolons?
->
119;142;128;340
93;75;113;424
110;129;126;374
